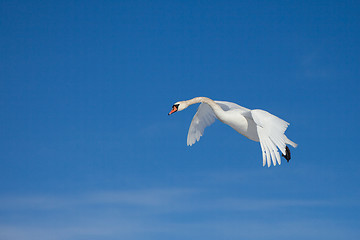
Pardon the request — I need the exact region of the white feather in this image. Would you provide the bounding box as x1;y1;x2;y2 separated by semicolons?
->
187;103;216;146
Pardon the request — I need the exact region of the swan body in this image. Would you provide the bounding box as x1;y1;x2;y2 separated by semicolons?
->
168;97;297;167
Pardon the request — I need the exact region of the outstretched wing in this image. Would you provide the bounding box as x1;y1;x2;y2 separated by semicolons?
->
187;103;216;146
215;101;250;113
187;100;251;146
251;109;293;167
187;100;246;146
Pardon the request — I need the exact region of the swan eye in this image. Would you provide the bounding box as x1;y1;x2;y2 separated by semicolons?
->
168;104;180;115
173;104;180;111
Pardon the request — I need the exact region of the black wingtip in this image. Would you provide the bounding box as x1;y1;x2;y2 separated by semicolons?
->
282;146;291;162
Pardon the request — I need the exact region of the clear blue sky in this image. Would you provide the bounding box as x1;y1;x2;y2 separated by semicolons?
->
1;0;359;239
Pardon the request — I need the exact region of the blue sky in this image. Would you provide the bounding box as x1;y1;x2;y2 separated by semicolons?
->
1;0;359;239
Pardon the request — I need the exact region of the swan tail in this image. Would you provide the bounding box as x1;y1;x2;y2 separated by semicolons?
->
285;136;298;148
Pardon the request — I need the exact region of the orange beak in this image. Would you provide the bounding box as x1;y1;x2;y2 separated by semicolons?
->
168;106;178;115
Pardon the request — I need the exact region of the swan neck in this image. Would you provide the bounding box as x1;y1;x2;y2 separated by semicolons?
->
186;97;225;117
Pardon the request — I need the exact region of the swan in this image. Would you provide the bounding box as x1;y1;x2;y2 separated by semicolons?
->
168;97;297;167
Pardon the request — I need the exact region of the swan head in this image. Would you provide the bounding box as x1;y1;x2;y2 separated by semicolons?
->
168;101;189;115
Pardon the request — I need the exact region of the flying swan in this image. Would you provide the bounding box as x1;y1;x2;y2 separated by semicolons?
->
168;97;297;167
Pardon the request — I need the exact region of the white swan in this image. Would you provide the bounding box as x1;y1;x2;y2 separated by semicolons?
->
168;97;297;167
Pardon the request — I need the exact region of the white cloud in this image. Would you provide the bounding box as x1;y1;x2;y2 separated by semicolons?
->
0;187;336;212
0;188;357;240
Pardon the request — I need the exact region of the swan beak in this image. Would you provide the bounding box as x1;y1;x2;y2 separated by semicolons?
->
168;106;177;115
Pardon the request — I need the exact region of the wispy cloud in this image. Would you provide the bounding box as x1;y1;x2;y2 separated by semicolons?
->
0;188;195;211
0;187;337;212
0;188;357;240
299;51;334;80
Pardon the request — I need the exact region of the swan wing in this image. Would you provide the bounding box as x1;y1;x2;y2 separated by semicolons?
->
187;101;250;146
215;101;250;113
251;109;291;167
256;125;282;167
187;103;217;146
